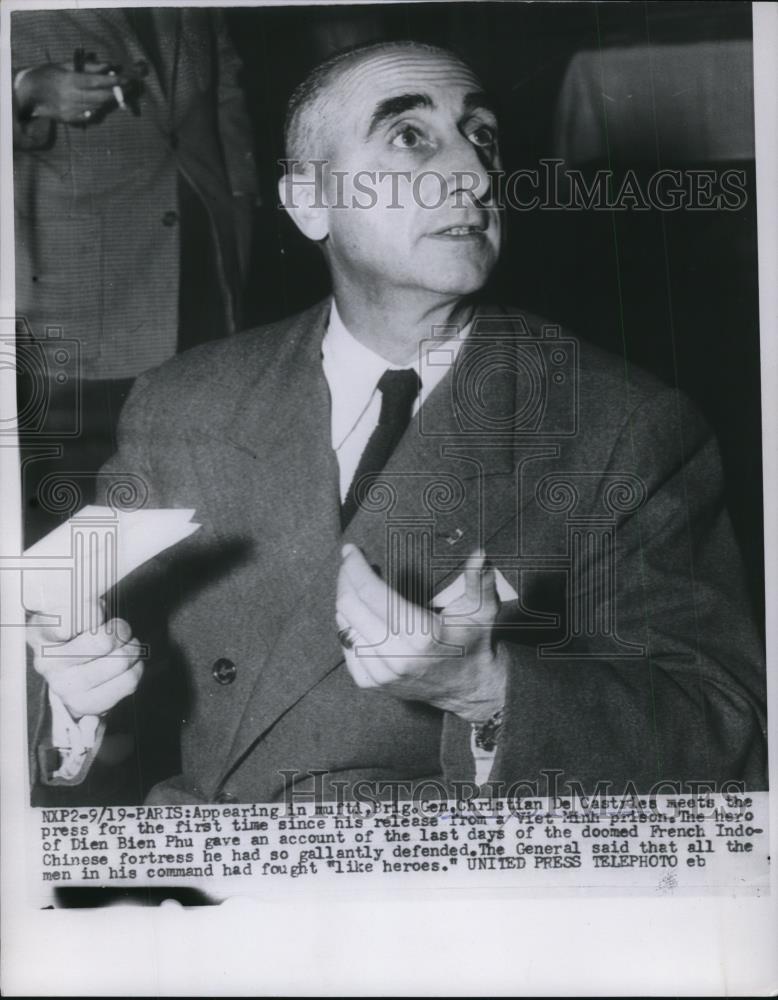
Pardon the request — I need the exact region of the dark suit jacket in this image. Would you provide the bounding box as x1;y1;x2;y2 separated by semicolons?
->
42;299;765;803
12;7;257;379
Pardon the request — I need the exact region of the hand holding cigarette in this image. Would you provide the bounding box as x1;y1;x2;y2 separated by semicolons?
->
14;49;134;126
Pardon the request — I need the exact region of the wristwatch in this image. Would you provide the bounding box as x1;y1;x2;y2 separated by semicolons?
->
472;708;504;753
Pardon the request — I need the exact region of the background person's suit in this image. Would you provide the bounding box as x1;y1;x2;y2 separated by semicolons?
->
33;299;767;802
12;6;258;380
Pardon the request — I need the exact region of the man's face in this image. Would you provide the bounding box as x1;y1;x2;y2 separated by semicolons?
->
313;49;503;299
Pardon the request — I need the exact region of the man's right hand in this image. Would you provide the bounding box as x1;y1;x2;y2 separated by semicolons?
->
15;61;128;125
27;610;144;720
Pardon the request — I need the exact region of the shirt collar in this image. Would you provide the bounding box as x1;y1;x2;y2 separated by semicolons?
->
321;299;470;450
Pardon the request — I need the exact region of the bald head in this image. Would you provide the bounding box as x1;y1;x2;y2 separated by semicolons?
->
284;40;479;166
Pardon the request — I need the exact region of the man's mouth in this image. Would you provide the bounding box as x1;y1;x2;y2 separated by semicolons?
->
429;222;489;238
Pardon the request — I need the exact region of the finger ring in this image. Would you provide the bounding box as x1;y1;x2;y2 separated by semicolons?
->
82;109;92;120
337;627;357;650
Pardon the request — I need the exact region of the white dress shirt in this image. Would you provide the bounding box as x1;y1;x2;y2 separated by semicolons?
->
322;300;468;502
321;302;496;784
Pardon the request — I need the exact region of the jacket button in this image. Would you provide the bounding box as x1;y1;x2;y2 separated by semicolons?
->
162;210;179;227
212;657;236;685
215;789;238;803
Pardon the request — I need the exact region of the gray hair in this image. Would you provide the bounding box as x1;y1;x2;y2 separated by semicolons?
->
283;40;470;166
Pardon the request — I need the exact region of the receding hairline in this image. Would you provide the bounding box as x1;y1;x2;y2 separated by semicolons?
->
283;40;479;165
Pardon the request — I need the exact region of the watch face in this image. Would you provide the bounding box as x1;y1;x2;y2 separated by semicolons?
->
474;710;504;752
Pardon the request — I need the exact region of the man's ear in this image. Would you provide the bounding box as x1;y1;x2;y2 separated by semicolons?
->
278;164;329;242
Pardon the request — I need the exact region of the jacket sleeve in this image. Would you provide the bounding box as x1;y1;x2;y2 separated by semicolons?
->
12;66;56;151
95;371;161;508
443;390;767;795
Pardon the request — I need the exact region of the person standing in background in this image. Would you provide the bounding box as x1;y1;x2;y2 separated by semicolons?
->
12;6;259;542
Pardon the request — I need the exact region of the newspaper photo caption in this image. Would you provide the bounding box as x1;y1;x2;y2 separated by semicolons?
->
33;788;769;897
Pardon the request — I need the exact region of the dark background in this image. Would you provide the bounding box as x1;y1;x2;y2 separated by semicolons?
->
228;0;763;624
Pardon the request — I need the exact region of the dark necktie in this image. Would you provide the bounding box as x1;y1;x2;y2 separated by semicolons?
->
341;369;422;529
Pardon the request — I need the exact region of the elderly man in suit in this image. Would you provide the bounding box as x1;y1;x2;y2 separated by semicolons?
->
27;41;767;805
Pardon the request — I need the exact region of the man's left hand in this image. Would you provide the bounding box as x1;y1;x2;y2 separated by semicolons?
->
336;545;508;723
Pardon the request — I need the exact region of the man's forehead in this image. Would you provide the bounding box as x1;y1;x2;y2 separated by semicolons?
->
330;49;484;119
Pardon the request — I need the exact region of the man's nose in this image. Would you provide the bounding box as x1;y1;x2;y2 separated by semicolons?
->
438;132;497;206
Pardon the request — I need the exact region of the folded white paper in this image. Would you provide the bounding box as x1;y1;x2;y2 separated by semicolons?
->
24;506;200;779
23;505;200;616
431;567;519;610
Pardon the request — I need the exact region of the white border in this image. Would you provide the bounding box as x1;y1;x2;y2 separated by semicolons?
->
1;1;776;995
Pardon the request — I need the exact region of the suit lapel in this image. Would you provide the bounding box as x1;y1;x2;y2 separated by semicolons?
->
146;7;181;103
345;303;538;592
216;303;534;786
188;303;343;791
220;302;341;593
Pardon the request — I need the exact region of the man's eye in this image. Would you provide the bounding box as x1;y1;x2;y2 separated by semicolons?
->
390;126;423;149
469;124;497;148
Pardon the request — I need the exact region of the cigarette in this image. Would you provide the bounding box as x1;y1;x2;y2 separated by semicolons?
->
112;84;127;111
